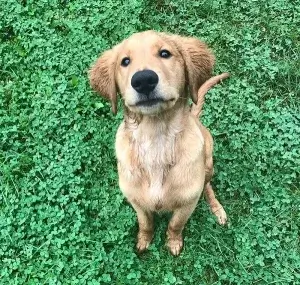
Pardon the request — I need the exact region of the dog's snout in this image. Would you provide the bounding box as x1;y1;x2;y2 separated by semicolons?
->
131;70;159;95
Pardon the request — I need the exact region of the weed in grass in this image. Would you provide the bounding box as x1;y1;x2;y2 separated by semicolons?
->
0;0;299;284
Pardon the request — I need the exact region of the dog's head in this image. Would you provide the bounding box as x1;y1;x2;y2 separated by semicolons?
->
89;30;214;115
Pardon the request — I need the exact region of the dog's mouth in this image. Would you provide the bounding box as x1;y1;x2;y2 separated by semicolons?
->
134;97;175;107
135;98;164;107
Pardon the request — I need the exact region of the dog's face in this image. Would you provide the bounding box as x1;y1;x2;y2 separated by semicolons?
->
115;32;185;115
89;31;215;114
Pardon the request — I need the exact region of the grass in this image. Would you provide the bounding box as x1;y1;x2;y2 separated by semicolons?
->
0;0;299;284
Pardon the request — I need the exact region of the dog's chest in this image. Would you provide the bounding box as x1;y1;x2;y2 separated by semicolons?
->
116;117;203;211
132;129;177;208
135;132;175;169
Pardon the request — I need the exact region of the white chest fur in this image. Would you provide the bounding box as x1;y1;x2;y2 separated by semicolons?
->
131;119;181;203
115;108;204;210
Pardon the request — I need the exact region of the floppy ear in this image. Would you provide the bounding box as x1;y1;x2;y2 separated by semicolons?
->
171;36;215;104
89;47;119;114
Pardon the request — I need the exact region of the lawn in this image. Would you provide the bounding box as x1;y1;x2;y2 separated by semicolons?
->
1;0;299;284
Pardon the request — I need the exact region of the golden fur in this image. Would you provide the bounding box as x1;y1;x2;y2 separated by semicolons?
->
89;30;227;255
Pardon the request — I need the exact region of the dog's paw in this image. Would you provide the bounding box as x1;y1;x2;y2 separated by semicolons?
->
167;237;183;256
212;206;227;225
136;239;150;253
136;233;153;253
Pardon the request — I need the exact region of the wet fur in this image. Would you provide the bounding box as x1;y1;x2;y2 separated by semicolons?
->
89;30;227;255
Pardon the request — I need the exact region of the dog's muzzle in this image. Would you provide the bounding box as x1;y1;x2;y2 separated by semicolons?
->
131;69;164;107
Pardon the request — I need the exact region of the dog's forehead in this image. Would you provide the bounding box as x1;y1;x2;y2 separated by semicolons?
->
122;31;166;51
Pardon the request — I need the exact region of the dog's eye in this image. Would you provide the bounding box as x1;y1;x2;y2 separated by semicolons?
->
159;49;172;59
121;57;130;67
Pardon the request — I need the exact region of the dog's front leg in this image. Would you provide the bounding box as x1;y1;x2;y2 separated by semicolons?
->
131;202;154;253
167;200;198;256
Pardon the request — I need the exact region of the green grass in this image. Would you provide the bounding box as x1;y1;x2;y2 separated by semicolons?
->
1;0;299;284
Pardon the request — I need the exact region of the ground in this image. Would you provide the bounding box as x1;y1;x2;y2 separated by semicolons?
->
0;0;299;284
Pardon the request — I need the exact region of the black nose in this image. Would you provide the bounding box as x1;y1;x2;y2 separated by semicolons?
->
131;70;159;95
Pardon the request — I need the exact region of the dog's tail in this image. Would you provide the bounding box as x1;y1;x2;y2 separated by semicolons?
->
191;72;230;118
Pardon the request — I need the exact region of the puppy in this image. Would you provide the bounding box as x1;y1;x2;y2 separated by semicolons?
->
89;30;227;255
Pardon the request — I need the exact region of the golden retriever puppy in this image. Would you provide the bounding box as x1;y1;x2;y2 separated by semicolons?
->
89;30;227;255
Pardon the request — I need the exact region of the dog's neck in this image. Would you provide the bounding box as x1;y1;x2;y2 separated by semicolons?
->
123;100;190;135
123;101;189;173
122;100;190;170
